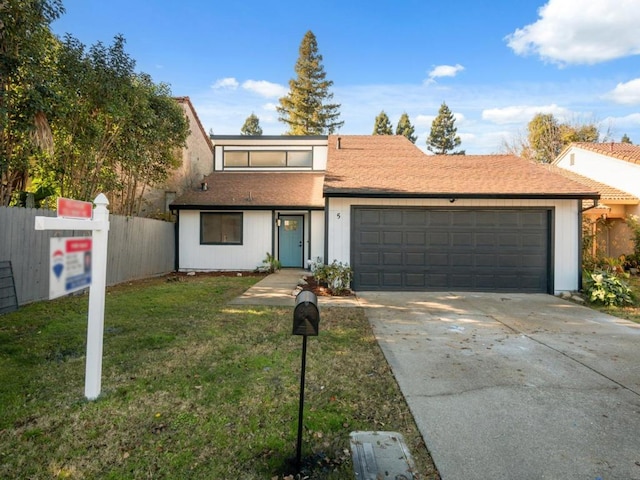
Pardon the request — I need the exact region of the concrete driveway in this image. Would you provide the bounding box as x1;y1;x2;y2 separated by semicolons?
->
357;292;640;480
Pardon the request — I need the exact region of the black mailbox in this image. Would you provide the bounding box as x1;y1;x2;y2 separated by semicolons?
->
293;290;320;336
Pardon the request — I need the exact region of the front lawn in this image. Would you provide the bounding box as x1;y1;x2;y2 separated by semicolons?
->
0;275;438;479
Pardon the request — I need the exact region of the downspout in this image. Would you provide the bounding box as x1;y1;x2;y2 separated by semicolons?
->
578;195;601;291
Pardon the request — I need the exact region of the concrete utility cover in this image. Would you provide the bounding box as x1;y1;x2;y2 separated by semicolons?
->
350;431;417;479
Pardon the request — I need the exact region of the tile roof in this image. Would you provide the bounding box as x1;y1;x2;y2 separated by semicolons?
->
170;171;325;209
546;165;638;203
570;142;640;165
325;135;599;198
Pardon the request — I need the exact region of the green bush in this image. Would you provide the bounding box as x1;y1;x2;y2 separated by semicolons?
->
257;252;281;273
584;270;634;306
309;258;352;295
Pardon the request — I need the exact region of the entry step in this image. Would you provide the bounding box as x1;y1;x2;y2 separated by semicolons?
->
349;431;418;479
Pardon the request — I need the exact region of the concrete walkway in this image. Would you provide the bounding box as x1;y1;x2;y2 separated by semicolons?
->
229;269;360;307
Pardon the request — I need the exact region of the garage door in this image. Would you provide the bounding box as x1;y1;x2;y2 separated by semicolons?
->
352;207;551;292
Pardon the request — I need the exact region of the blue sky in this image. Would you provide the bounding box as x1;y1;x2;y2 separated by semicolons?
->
52;0;640;154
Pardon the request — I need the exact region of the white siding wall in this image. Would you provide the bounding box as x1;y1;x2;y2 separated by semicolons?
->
180;209;324;271
326;197;580;294
310;210;325;264
179;210;272;271
557;148;640;197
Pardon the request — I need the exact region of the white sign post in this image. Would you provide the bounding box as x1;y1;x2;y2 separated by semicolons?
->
35;194;110;400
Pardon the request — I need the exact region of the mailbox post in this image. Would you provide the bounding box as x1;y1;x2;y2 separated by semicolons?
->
292;290;320;470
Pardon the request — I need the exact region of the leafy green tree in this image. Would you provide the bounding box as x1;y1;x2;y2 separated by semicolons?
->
527;114;600;163
396;112;417;143
32;34;188;215
277;30;343;135
621;133;633;144
241;113;263;135
527;113;561;163
427;102;462;154
0;0;64;206
372;111;393;135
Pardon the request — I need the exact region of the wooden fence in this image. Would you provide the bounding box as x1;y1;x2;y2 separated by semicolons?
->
0;206;175;306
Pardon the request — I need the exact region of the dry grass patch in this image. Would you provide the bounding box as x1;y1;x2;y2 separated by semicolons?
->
0;275;438;479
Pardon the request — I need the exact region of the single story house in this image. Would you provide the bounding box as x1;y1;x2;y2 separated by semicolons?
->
553;142;640;258
170;134;599;294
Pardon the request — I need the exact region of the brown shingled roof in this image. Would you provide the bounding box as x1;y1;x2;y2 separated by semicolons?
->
571;142;640;165
170;172;325;209
325;135;599;198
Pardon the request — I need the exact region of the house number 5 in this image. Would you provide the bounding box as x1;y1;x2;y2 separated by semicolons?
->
337;213;341;219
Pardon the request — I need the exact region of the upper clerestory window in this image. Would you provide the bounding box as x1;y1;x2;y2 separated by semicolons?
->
223;149;312;168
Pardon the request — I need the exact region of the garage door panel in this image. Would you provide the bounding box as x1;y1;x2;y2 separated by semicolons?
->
522;234;544;247
476;233;496;247
405;211;427;226
383;231;402;245
406;252;426;265
452;233;472;247
360;231;380;245
430;211;450;226
383;210;402;225
452;254;472;266
360;210;381;224
452;211;474;226
429;232;449;246
383;252;402;265
428;253;450;266
358;252;380;266
383;273;402;286
353;207;550;292
406;231;426;245
406;274;426;287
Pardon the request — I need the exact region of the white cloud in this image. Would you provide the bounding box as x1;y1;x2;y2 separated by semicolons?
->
482;104;570;124
506;0;640;65
212;77;239;89
426;64;464;83
262;102;279;112
242;80;288;98
606;78;640;105
414;114;435;127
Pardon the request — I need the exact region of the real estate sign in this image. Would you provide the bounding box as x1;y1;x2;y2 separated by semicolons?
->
49;237;92;299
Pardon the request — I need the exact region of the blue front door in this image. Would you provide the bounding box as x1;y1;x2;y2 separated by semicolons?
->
279;216;303;267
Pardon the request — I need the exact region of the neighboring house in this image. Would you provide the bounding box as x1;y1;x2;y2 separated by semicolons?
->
139;97;213;218
171;134;599;294
553;143;640;258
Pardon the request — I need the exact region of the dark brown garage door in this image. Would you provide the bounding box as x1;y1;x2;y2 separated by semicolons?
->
352;207;551;292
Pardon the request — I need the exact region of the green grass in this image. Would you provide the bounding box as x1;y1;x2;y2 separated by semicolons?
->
0;275;438;479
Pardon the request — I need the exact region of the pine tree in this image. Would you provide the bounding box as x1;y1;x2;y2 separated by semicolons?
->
241;113;263;136
427;102;462;155
277;31;343;135
372;111;393;135
621;133;633;144
396;112;417;143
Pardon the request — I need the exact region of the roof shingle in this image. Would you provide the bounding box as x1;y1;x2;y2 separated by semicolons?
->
171;172;325;209
325;135;599;198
